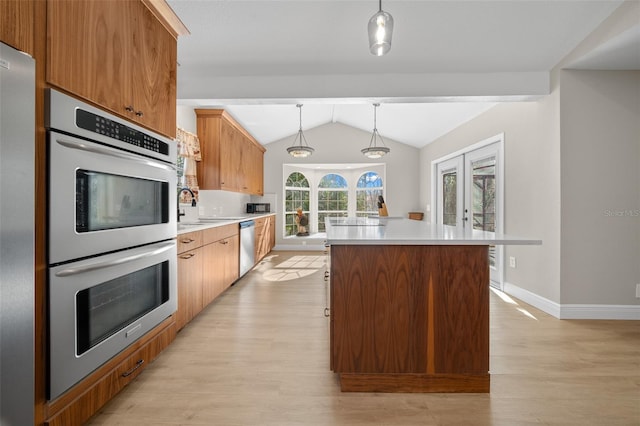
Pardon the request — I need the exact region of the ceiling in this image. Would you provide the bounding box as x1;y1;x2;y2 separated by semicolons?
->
168;0;638;148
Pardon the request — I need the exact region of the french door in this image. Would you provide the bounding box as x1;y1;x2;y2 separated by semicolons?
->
434;137;504;288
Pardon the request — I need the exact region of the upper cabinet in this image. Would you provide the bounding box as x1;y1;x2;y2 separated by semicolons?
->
0;0;34;55
195;109;266;196
46;0;181;138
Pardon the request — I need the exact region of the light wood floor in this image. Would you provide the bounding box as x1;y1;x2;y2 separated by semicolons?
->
87;251;640;425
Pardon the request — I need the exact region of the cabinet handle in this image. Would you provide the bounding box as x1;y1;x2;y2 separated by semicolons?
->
135;110;144;117
181;238;195;244
124;105;134;113
180;253;195;259
121;359;144;377
219;240;228;245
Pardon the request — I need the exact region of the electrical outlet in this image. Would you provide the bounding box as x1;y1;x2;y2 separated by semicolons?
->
636;283;640;298
509;256;517;268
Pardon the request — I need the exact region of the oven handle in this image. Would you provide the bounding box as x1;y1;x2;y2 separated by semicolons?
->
55;241;176;277
55;138;176;172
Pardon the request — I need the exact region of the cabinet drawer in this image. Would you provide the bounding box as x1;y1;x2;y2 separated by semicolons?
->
45;319;176;426
202;223;238;245
177;231;203;253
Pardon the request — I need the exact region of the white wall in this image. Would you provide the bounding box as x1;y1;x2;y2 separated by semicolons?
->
176;105;197;133
559;70;640;305
418;3;640;317
419;91;562;304
265;122;420;248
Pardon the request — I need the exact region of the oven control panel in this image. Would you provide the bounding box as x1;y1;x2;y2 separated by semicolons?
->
76;109;169;155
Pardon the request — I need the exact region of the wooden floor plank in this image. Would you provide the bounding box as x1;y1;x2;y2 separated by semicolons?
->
86;251;640;425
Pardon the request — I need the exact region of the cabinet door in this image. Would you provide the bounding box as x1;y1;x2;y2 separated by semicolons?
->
129;0;176;138
1;0;34;54
254;218;265;261
236;135;252;194
219;119;240;191
47;0;130;118
244;142;264;195
202;241;225;305
195;111;222;190
224;234;240;287
267;215;276;250
177;248;203;330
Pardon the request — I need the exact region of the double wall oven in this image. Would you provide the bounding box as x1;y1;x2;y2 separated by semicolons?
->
46;89;177;400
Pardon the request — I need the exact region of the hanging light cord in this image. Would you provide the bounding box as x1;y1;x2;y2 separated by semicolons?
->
296;104;309;146
369;104;388;148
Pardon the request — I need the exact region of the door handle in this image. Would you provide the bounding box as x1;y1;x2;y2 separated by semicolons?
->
55;241;176;277
55;138;175;172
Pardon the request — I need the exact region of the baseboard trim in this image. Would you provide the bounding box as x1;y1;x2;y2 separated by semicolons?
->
503;282;561;318
503;282;640;320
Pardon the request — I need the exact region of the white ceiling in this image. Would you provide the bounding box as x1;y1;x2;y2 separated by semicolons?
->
169;0;638;148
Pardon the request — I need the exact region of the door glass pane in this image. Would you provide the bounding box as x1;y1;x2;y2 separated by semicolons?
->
471;157;496;267
76;170;168;232
75;262;169;355
443;172;457;226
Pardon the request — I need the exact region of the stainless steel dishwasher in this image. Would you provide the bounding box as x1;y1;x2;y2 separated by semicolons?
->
239;220;255;277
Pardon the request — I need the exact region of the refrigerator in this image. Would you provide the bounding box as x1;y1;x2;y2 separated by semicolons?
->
0;41;35;426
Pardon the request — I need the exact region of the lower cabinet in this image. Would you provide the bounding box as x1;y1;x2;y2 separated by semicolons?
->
254;214;275;263
177;224;239;331
176;246;204;330
202;233;239;306
45;318;176;426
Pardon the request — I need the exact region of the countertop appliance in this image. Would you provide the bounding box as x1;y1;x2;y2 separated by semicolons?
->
239;220;256;277
46;89;178;400
0;41;35;426
246;203;270;214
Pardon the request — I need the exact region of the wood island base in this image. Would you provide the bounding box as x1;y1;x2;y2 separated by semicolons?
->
329;244;490;393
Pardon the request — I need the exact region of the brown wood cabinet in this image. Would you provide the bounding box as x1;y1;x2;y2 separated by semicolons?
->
177;231;204;330
255;214;275;262
195;109;265;195
330;244;490;393
177;224;239;330
45;317;176;426
46;0;177;137
0;0;34;54
202;226;239;306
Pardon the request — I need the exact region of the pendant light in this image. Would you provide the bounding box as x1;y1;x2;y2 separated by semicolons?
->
362;103;390;159
287;104;314;158
368;0;394;56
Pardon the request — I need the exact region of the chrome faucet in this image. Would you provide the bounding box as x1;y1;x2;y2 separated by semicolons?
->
177;187;197;222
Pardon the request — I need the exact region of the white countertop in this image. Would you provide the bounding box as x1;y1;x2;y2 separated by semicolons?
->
325;217;542;246
177;213;275;234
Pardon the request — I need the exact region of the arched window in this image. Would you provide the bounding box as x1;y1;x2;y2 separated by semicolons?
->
285;172;310;236
356;172;384;217
317;173;348;232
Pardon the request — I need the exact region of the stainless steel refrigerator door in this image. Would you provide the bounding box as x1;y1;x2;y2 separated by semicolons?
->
0;42;35;424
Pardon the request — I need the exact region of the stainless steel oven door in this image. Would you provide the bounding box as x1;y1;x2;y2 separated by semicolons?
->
48;131;177;264
48;240;177;400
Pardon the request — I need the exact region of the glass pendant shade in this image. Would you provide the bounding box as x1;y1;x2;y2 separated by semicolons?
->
287;104;314;158
368;1;393;56
362;103;390;159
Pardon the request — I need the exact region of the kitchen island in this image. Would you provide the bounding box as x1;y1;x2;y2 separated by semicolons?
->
325;217;541;393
